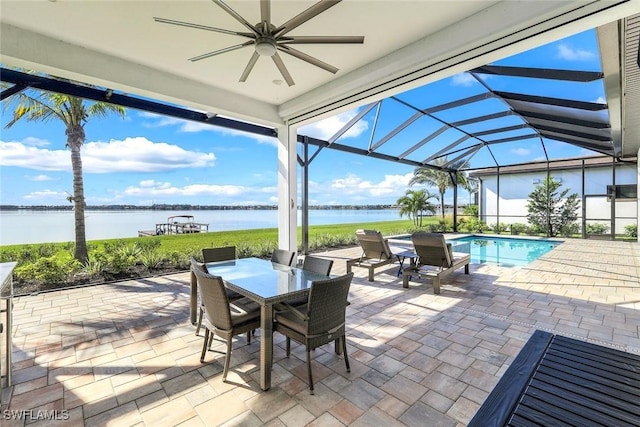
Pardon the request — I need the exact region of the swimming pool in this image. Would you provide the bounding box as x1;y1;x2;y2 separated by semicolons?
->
391;235;562;267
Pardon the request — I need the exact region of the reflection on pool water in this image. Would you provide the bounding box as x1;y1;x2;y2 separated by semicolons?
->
391;235;563;267
448;236;562;267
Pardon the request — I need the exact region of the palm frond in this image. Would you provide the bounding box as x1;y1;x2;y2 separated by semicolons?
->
88;102;126;119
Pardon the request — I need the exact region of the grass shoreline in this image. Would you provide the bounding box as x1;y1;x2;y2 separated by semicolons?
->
0;220;415;251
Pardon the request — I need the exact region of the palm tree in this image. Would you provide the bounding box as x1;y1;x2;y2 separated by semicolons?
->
396;189;437;227
4;90;125;263
409;157;468;220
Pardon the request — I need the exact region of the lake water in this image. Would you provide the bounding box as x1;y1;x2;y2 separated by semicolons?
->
0;209;402;245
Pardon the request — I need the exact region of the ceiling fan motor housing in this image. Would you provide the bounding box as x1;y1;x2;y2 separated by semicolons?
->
255;35;277;56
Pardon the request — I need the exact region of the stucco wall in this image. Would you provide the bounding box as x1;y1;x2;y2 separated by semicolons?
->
479;163;637;234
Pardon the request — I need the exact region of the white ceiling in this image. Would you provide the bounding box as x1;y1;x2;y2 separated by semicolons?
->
1;1;638;127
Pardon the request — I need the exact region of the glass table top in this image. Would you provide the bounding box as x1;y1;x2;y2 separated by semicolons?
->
205;257;331;302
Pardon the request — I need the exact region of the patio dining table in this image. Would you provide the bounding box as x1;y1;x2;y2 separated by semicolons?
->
200;257;333;391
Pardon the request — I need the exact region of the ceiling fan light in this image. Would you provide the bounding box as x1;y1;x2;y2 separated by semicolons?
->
255;38;276;57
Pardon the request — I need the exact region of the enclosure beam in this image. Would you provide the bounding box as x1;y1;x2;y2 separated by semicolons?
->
611;156;616;240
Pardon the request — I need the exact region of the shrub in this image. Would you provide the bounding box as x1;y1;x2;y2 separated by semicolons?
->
526;224;545;235
558;223;580;237
460;218;486;233
253;240;277;258
490;222;509;234
0;248;20;264
624;224;637;238
105;244;141;274
586;223;609;234
34;243;58;259
236;242;254;258
166;250;190;268
136;238;162;252
510;223;527;235
140;251;164;271
103;239;129;253
463;205;478;216
82;259;104;276
15;255;80;285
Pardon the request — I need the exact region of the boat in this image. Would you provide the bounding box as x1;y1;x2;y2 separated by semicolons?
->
138;215;209;237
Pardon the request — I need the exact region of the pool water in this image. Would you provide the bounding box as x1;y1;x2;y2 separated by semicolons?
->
448;236;562;267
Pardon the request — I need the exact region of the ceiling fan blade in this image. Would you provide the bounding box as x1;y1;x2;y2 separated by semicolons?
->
274;0;341;37
277;45;338;74
260;0;271;30
239;52;260;82
272;53;295;86
279;35;364;44
212;0;258;34
189;41;253;62
153;17;253;38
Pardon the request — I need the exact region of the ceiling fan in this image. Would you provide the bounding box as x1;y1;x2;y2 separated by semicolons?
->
154;0;364;86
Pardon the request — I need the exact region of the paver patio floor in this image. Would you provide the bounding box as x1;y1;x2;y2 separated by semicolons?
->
1;237;639;426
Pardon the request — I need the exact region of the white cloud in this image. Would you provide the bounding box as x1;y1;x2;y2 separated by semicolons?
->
23;190;67;200
324;172;413;199
451;73;475;87
26;174;53;181
113;180;280;205
556;44;596;61
139;112;277;146
299;109;369;141
510;148;531;156
22;137;51;147
0;136;216;173
0;141;69;171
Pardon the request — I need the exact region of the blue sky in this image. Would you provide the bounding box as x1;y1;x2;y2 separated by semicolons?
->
0;30;605;206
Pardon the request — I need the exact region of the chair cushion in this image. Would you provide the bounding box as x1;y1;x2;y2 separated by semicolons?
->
275;304;308;335
229;300;260;326
226;289;244;301
285;295;308;307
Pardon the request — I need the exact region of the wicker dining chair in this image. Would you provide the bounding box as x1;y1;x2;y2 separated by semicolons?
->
274;272;354;394
270;249;296;267
202;246;236;263
191;256;243;336
282;255;334;308
302;255;334;276
192;267;261;381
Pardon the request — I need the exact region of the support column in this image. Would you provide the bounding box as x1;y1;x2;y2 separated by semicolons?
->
637;147;639;243
277;124;298;252
301;138;309;254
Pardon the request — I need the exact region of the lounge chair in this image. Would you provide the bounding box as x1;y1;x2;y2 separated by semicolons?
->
346;229;395;281
402;232;470;294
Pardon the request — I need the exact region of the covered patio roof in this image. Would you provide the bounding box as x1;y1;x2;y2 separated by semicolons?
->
2;1;639;248
1;1;636;129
